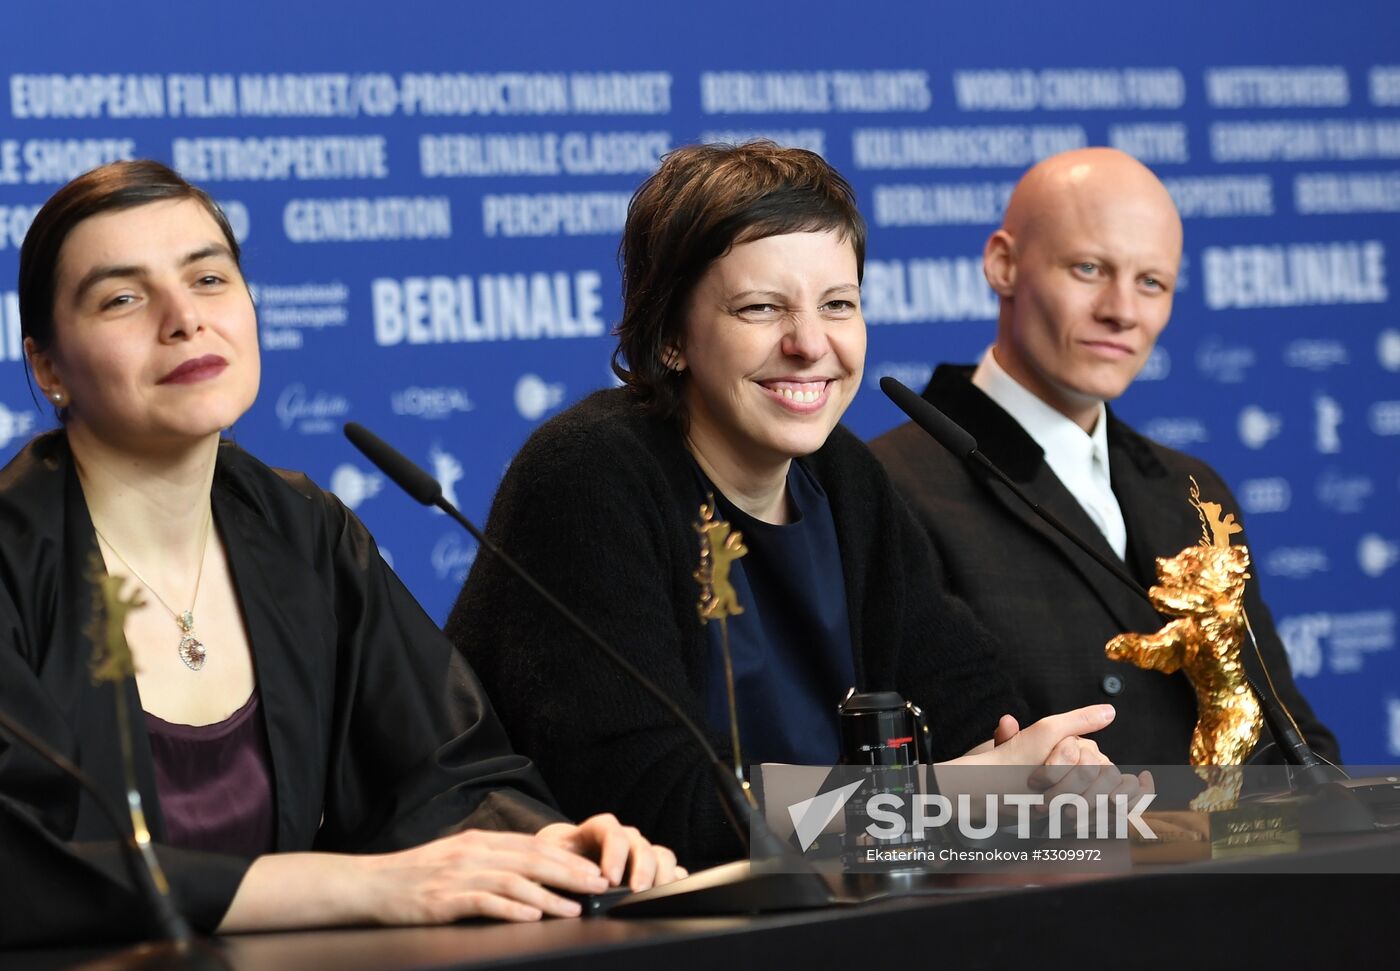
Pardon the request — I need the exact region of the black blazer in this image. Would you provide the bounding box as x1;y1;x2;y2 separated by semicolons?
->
869;365;1339;767
0;433;559;946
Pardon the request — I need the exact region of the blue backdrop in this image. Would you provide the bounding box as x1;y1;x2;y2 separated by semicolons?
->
1;1;1395;759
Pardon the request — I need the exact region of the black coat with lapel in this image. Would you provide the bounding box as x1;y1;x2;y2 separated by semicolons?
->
870;365;1339;767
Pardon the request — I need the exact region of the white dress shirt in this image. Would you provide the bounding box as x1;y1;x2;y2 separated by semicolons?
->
971;347;1129;559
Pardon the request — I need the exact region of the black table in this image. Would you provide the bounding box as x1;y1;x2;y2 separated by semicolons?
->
11;830;1398;971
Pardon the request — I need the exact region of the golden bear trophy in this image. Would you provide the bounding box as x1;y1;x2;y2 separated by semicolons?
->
1105;478;1263;811
694;494;750;787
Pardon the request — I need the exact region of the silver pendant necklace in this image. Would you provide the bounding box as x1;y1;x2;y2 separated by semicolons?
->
93;513;213;672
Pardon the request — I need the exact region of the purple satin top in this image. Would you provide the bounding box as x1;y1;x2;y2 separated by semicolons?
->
145;691;276;858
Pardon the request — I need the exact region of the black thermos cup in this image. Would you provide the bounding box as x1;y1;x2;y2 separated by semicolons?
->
838;689;929;766
835;689;939;864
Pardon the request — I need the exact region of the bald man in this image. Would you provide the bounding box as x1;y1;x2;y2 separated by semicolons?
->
870;148;1338;766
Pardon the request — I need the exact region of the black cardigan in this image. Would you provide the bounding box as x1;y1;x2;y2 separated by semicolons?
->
446;388;1024;866
0;433;560;946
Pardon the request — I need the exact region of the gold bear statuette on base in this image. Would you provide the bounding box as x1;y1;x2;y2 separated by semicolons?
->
1105;478;1263;812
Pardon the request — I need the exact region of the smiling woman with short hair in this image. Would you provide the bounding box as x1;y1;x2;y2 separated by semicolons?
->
447;141;1139;868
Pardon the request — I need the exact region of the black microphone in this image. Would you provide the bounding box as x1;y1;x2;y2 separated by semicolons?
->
880;376;1153;605
344;422;442;506
880;376;978;460
343;422;832;914
878;376;1336;782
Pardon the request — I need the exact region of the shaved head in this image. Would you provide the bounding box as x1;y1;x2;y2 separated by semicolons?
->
983;147;1183;431
1002;147;1181;249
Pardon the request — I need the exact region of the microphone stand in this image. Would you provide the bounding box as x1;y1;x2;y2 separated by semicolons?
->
879;377;1383;834
0;707;227;968
344;423;840;916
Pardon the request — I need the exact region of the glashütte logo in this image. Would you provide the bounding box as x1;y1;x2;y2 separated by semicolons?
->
431;532;476;584
391;386;475;420
1237;406;1282;449
0;403;36;449
328;464;383;511
514;373;566;421
275;384;350;434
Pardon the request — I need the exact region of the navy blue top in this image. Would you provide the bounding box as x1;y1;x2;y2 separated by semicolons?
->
692;460;857;767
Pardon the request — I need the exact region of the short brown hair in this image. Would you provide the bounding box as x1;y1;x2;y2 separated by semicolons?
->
612;141;866;423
